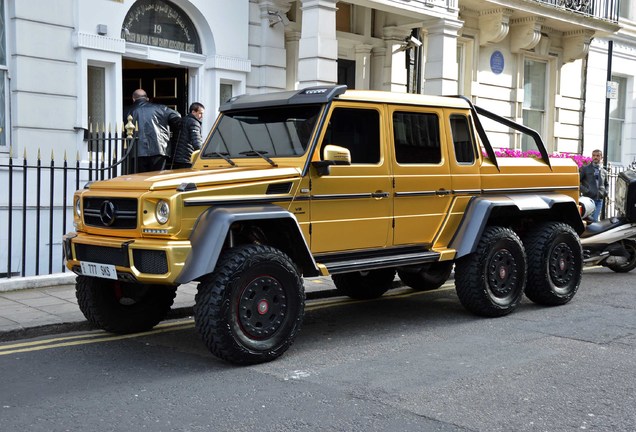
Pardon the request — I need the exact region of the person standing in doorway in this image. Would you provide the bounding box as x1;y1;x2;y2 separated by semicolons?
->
171;102;205;169
126;89;181;173
580;149;609;222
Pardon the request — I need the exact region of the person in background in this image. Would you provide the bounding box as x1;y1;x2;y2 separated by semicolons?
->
171;102;205;169
580;149;608;222
126;89;181;172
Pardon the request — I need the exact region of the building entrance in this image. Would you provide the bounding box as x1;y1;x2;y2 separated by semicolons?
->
122;59;188;116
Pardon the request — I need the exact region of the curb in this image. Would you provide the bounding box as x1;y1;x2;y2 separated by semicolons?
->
0;273;76;293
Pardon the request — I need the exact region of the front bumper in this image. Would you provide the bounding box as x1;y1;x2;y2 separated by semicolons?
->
63;232;191;285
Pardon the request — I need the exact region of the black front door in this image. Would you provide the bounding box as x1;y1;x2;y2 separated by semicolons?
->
122;60;188;116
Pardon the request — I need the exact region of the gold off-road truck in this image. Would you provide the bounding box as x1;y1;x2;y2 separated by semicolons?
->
63;86;585;364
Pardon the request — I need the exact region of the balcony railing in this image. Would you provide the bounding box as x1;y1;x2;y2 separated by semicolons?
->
535;0;620;22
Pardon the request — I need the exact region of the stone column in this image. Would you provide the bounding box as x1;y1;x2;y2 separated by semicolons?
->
382;26;412;92
355;44;373;90
297;0;338;87
423;18;463;96
285;31;301;90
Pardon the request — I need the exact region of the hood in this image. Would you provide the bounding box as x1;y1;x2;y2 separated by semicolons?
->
87;166;303;191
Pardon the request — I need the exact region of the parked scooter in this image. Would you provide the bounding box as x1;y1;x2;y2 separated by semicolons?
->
579;169;636;272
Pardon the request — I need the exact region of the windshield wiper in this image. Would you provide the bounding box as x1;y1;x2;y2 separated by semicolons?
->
239;150;278;167
209;151;236;167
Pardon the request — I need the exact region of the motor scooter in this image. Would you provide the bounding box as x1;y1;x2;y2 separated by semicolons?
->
579;169;636;272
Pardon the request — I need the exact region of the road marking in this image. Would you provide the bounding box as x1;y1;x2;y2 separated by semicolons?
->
0;283;455;356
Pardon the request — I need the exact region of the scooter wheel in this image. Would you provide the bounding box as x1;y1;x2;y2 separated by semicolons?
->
606;239;636;273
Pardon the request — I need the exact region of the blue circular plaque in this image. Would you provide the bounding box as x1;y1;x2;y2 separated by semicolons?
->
490;51;504;75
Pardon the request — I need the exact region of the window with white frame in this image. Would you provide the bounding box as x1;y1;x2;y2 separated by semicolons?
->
608;75;626;163
0;0;7;148
522;59;547;151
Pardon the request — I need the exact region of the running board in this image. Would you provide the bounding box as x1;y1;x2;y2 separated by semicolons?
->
319;250;441;275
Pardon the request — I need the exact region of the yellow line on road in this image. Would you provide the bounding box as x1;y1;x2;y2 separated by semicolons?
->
0;284;454;355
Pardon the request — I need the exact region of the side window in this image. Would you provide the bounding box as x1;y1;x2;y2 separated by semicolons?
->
393;111;441;164
450;115;475;164
322;108;380;164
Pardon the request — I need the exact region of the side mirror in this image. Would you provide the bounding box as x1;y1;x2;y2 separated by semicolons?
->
312;144;351;176
190;150;200;165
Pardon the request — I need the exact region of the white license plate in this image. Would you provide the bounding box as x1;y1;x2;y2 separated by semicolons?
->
80;261;117;280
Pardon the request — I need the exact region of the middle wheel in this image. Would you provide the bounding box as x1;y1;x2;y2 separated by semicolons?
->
454;226;527;317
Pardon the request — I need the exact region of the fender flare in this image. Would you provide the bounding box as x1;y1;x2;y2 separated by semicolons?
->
175;204;318;284
449;194;583;259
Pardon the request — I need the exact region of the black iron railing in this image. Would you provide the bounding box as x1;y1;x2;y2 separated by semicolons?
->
0;125;138;279
535;0;620;22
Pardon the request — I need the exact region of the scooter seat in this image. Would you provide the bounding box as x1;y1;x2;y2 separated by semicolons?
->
580;217;628;238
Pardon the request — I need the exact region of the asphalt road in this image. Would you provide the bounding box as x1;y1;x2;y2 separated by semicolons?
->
0;267;634;432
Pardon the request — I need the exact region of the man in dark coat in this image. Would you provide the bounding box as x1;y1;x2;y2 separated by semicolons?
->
171;102;205;169
579;149;609;222
126;89;181;173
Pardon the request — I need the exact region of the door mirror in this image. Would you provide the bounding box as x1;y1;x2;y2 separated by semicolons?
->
312;144;351;176
190;150;200;164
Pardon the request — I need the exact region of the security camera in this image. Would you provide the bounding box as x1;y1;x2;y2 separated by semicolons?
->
408;36;422;48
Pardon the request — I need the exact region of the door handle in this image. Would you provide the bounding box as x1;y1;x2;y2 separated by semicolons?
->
436;189;450;196
371;191;390;199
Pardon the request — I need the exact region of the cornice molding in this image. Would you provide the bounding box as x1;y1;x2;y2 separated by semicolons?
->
478;8;514;46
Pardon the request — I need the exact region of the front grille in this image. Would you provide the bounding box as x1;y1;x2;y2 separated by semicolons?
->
75;243;130;267
83;198;137;229
133;249;168;274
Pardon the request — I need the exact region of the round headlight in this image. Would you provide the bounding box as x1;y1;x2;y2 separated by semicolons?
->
156;200;170;224
75;198;81;218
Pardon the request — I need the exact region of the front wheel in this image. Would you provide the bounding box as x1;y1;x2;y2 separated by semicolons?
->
331;268;396;300
194;245;305;365
523;222;582;305
454;226;527;317
75;276;177;334
605;239;636;273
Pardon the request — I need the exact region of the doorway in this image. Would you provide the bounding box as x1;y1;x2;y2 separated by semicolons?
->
122;59;189;116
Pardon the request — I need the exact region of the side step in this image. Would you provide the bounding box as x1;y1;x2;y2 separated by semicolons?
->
316;248;441;275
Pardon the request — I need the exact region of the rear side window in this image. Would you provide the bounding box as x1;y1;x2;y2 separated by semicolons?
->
393;112;441;164
450;115;475;164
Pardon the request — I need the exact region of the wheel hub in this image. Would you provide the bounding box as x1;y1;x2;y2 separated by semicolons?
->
550;243;575;286
488;249;518;297
238;276;287;339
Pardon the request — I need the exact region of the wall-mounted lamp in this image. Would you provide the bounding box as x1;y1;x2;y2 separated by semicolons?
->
267;10;290;27
97;24;108;36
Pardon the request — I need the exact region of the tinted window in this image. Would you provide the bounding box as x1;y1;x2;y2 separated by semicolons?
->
393;112;441;164
450;115;475;164
322;108;380;164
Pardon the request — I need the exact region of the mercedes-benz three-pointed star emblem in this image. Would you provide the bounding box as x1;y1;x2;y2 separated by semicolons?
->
99;200;116;226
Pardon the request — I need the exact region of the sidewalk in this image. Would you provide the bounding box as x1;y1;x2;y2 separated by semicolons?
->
0;273;340;341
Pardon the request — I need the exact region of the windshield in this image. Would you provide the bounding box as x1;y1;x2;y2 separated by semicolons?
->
201;105;322;160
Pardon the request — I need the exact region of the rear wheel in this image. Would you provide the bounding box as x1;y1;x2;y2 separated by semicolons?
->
398;262;453;291
194;245;305;365
76;276;177;334
455;226;526;317
606;239;636;273
332;268;396;300
523;222;582;305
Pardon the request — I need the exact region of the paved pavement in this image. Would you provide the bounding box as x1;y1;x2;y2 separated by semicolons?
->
0;273;341;341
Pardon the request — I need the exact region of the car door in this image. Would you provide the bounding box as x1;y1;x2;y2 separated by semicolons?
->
309;103;392;253
390;106;453;247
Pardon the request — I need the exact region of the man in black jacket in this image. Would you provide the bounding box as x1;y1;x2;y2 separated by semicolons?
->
126;89;181;172
171;102;205;169
579;149;609;222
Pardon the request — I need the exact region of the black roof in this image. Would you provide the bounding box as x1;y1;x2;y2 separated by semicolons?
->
219;85;347;112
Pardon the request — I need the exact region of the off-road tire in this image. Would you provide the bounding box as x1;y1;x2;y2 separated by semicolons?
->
606;239;636;273
523;222;583;305
398;262;453;291
194;244;305;365
76;276;177;334
455;226;526;317
331;268;396;300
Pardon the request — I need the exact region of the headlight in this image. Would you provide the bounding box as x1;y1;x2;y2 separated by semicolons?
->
75;198;81;218
155;200;170;224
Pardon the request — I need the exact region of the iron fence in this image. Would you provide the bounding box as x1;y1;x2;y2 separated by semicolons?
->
606;160;636;218
534;0;621;22
0;123;138;279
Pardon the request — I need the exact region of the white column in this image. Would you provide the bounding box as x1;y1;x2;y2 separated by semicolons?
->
285;31;301;90
298;0;338;88
423;18;463;96
382;26;412;93
355;44;373;90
